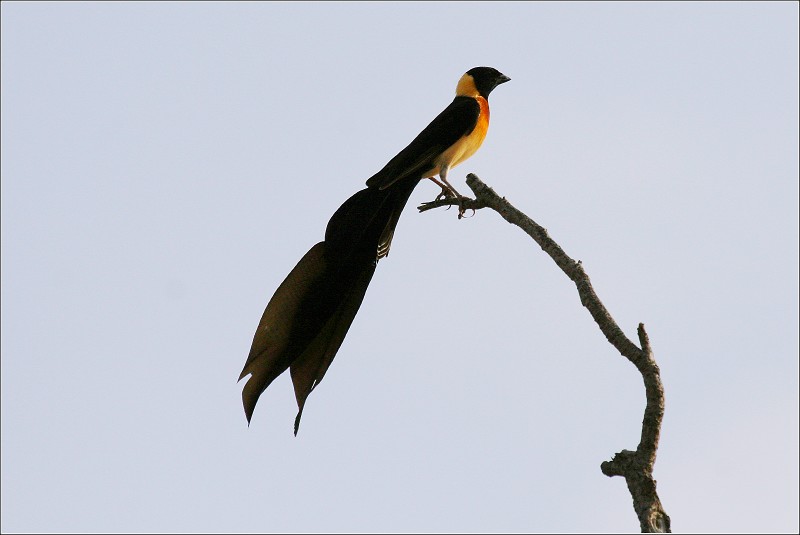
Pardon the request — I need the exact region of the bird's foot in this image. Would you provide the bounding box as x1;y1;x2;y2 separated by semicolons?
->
420;187;474;219
455;195;475;219
417;191;477;218
434;186;458;202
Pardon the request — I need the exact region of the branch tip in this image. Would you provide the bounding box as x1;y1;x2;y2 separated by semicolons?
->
637;323;652;355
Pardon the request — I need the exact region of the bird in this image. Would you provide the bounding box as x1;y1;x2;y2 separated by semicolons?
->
238;67;510;434
366;66;510;213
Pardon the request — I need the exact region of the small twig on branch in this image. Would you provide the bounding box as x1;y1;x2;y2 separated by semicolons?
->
419;173;671;533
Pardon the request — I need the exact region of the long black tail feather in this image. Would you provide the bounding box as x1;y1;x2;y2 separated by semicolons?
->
239;178;419;432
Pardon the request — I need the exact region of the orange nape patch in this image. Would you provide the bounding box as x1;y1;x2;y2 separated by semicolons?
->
455;73;480;97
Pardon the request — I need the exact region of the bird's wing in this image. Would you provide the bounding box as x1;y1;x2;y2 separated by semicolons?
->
366;96;481;190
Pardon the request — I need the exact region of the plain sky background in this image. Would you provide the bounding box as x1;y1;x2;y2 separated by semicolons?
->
2;2;798;533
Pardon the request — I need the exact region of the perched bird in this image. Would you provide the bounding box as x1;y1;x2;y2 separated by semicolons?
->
367;66;510;209
239;67;510;433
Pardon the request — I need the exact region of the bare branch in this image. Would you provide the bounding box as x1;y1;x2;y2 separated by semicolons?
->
419;173;671;533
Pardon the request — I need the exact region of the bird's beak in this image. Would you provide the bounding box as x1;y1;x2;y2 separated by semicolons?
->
497;74;511;85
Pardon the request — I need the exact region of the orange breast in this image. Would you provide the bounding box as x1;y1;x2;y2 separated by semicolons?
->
435;96;490;173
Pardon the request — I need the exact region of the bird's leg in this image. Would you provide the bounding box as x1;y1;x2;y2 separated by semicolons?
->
438;166;470;218
427;176;457;201
437;165;463;198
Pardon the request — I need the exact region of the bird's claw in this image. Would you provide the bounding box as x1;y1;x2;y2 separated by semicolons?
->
423;188;474;219
456;196;475;219
434;186;458;202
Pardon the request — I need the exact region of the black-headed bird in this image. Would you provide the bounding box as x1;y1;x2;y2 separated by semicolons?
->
367;66;510;209
239;67;509;434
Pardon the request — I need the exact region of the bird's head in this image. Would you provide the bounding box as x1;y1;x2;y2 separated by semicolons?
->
456;67;511;99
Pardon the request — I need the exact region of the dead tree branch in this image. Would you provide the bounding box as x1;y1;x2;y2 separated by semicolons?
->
419;173;671;533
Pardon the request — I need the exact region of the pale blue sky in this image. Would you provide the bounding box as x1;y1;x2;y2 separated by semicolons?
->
2;2;798;533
